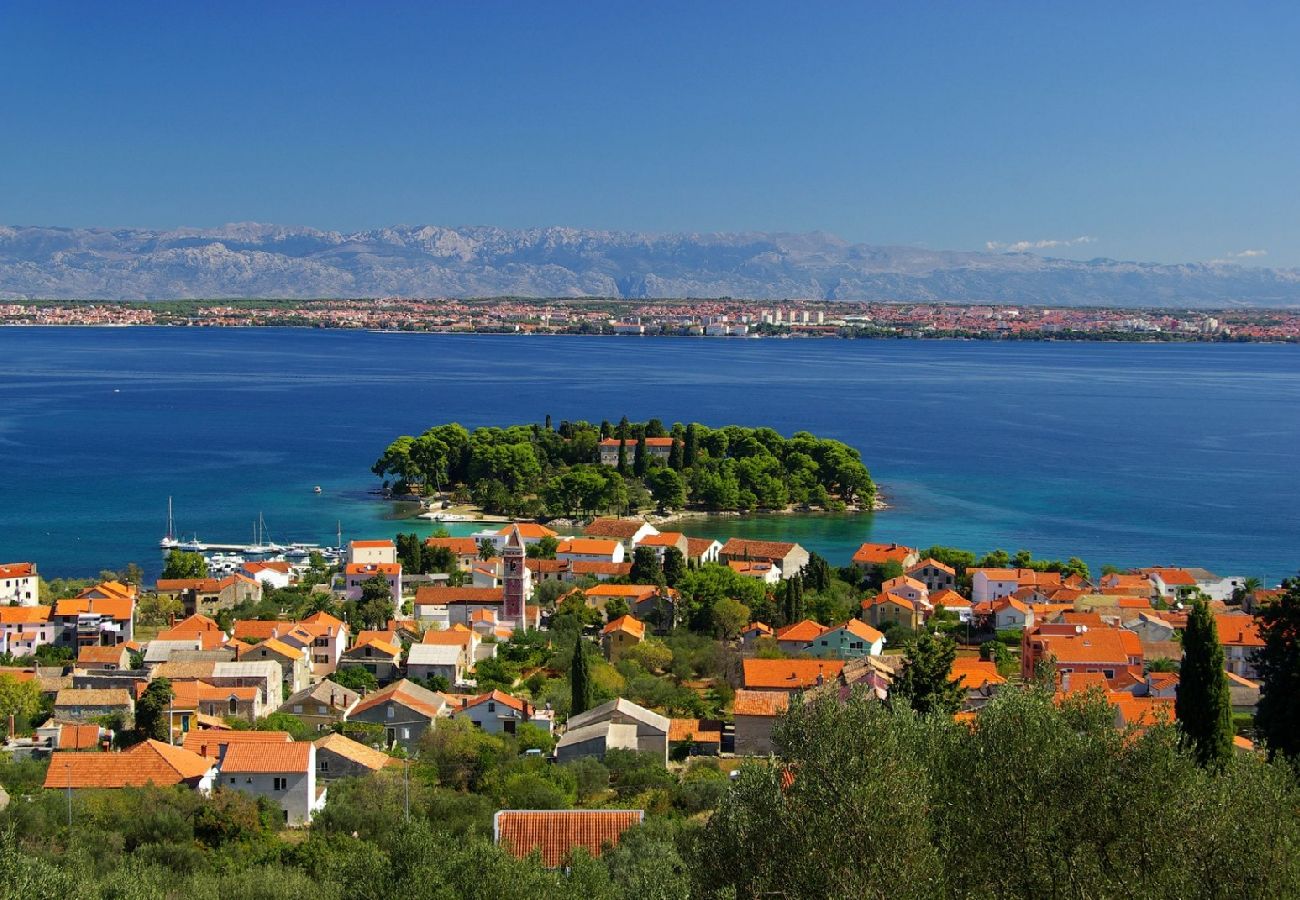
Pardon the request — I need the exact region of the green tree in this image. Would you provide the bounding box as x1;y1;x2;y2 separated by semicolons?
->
683;423;698;467
632;433;648;477
355;575;395;629
0;675;42;735
478;538;496;561
645;467;686;509
629;546;664;585
662;546;686;588
332;665;378;694
570;633;595;717
526;536;559;559
1175;600;1233;768
135;677;175;742
1256;577;1300;760
891;631;964;716
160;550;208;580
713;597;751;639
616;436;628;475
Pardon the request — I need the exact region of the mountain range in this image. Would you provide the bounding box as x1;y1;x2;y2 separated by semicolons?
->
1;223;1297;308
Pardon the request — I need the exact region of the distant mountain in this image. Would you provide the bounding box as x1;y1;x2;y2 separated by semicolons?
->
1;223;1297;308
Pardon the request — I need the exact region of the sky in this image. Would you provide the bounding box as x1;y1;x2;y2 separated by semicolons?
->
1;2;1297;265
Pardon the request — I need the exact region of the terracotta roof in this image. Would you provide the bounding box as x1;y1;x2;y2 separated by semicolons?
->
351;679;447;719
851;542;916;565
1036;627;1143;665
881;575;927;594
930;589;970;609
459;688;531;715
836;618;885;643
494;523;558;539
314;733;397;771
668;718;723;743
159;614;223;635
242;561;292;574
0;562;36;578
55;688;132;708
775;619;828;643
219;741;312;774
949;658;1007;690
583;518;649;539
248;637;304;660
495;810;644;867
183;729;292;759
351;540;396;548
415;585;504;605
601;615;646;639
585;584;659;600
637;531;686;548
525;558;571;574
557;538;620;556
425;536;480;555
76;645;127;666
57;724;104;750
684;537;720;557
733;689;791;717
346;635;402;658
742;622;773;637
1214;614;1263;647
742;659;844;690
863;592;915;611
421;625;476;648
345;562;401;576
571;561;634;576
301;610;348;632
0;605;52;624
52;597;134;620
908;557;956;575
1143;567;1197;587
720;538;799;560
44;740;212;788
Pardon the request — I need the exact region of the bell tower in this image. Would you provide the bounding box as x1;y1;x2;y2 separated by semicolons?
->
502;525;530;624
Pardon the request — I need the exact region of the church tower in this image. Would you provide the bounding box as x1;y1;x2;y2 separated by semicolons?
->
502;525;530;624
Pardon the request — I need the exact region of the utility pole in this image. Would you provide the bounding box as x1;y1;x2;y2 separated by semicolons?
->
65;761;72;828
403;756;410;823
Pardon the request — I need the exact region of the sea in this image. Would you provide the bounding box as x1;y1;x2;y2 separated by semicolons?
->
0;327;1296;584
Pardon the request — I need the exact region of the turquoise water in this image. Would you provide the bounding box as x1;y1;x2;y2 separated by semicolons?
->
0;327;1296;583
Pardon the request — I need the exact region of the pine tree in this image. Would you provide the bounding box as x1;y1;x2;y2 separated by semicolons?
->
684;423;698;468
630;546;663;585
570;632;594;716
892;632;965;716
600;420;613;439
1175;599;1234;768
135;677;175;742
1256;577;1300;760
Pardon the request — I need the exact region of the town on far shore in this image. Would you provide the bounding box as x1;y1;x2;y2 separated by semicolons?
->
4;296;1299;341
0;514;1288;864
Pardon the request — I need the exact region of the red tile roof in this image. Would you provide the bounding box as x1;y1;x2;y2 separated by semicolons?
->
851;542;917;565
570;561;633;577
44;740;212;788
495;810;644;867
219;741;312;774
0;562;36;578
583;518;648;539
775;619;828;643
720;538;799;560
1215;614;1264;648
732;689;791;717
742;659;844;690
415;586;504;605
182;729;292;759
345;562;401;576
601;614;646;639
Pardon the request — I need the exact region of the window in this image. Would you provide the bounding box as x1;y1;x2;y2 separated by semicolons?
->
401;728;409;739
230;777;237;784
293;704;303;713
245;777;253;784
487;702;495;712
229;698;238;715
274;777;287;791
386;706;394;719
1102;669;1115;679
319;760;328;772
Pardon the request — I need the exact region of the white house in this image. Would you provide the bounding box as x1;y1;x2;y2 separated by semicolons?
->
1186;568;1247;603
348;540;397;566
406;642;466;686
556;538;625;564
992;598;1033;631
453;689;554;735
0;563;40;606
240;561;292;589
684;537;723;566
218;741;325;826
564;698;669;765
342;563;402;616
971;569;1023;605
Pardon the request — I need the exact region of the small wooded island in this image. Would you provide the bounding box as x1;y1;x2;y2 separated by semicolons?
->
372;418;875;519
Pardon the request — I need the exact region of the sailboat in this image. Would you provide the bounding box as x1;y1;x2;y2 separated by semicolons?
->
159;497;180;549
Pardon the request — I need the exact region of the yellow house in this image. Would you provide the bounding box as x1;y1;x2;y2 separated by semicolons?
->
600;615;646;662
861;592;922;631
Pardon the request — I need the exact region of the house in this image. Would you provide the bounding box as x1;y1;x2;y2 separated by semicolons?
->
727;559;782;585
718;539;808;581
862;593;923;631
931;589;973;621
739;622;774;654
668;718;723;757
76;644;131;671
51;596;136;647
342;563;402;613
597;435;674;466
1215;614;1263;679
949;658;1006;710
733;690;790;756
601;615;646;662
1099;572;1156;598
282;680;360;733
155;613;227;650
1139;568;1200;601
970;569;1025;605
236;611;349;677
51;723;109;751
684;537;723;566
556;538;625;564
583;583;660;613
421;624;487;665
209;660;283;709
339;634;403;684
417;586;504;626
239;638;310;695
0;562;40;605
0;606;59;657
240;561;293;589
563;698;670;764
44;740;216;792
554;720;640;762
54;688;134;724
424;536;482;571
406;642;467;686
175;680;263;723
494;809;644;867
453;689;553;735
850;543;920;573
155;575;261;618
584;518;660;551
218;742;324;826
524;558;571;585
570;560;634;582
807;619;885;659
774;619;829;655
1022;623;1144;686
1123;612;1177;643
907;558;957;593
313;733;399;780
633;531;689;560
1185;568;1247;603
182;728;292;761
879;576;929;606
992;598;1033;631
742;658;845;694
348;539;397;566
348;679;448;750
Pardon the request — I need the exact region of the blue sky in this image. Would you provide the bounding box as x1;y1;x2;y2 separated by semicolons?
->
1;2;1297;264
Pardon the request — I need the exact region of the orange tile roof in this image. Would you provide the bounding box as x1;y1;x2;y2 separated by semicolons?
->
775;619;828;643
908;557;955;575
351;679;446;719
57;724;104;750
425;536;481;555
301;610;347;632
881;575;927;594
949;658;1007;690
0;562;36;578
345;562;401;576
495;810;643;867
1143;567;1197;587
77;581;137;601
495;522;558;539
863;592;915;611
459;688;531;715
182;729;292;759
248;637;304;660
684;537;720;557
76;645;127;666
851;542;916;565
741;622;773;637
637;531;685;548
585;584;660;600
733;689;792;717
583;518;648;539
931;589;970;608
1215;614;1264;648
837;618;885;643
351;540;396;548
742;659;844;690
601;614;646;639
44;740;212;788
557;538;620;556
415;585;504;605
52;597;134;620
1037;627;1143;665
720;538;798;560
219;741;312;774
571;561;633;576
0;605;52;624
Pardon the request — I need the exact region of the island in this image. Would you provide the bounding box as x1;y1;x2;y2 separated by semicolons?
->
371;418;876;520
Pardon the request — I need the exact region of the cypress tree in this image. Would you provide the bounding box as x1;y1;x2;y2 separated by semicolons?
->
570;632;594;716
600;420;613;439
1176;599;1234;768
617;436;628;474
1255;577;1300;760
633;430;647;477
668;437;683;470
684;423;698;467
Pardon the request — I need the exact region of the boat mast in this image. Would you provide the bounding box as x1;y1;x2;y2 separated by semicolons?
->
166;497;175;541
